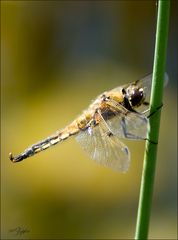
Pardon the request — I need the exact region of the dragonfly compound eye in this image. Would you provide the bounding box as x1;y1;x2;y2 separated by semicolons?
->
128;87;145;107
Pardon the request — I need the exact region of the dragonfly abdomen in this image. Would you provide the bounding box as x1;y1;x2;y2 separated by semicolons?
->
9;123;80;163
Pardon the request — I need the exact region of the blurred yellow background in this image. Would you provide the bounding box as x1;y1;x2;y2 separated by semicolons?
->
1;1;177;239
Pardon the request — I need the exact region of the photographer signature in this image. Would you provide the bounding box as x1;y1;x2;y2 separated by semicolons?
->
9;226;30;236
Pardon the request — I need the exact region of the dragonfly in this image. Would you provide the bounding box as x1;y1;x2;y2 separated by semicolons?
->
9;74;167;172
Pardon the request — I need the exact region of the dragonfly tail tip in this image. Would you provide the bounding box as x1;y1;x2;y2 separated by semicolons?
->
9;152;15;162
9;152;23;163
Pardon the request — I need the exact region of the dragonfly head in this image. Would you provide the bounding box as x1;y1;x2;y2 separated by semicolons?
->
123;85;145;108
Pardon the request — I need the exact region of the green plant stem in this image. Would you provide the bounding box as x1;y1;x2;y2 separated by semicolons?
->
135;1;170;239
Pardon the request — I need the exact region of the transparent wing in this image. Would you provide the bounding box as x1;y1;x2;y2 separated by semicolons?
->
134;72;169;99
101;99;149;140
75;119;130;172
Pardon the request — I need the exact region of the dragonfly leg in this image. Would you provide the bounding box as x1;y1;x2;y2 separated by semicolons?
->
147;103;163;118
145;138;158;144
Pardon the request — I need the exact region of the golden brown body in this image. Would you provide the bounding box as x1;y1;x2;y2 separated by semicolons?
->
9;74;152;167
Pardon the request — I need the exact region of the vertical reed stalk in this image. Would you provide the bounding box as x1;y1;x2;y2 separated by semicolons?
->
135;1;170;239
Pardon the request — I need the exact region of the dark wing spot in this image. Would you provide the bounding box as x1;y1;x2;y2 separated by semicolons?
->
122;88;126;94
123;147;129;155
107;132;113;137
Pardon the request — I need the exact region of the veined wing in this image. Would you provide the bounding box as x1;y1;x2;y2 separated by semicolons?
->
101;99;148;140
75;118;130;172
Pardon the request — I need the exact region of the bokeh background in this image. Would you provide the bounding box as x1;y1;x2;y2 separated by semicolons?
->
1;1;177;239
